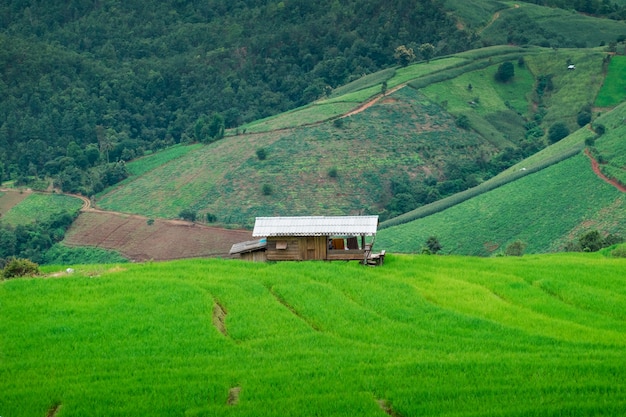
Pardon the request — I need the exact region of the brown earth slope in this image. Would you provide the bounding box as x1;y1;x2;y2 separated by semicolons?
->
64;210;252;261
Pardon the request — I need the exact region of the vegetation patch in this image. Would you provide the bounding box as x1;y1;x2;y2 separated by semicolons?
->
2;255;625;415
1;193;83;226
378;153;626;255
596;56;626;107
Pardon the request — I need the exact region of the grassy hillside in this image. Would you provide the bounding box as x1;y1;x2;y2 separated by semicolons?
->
98;85;499;226
377;101;626;255
377;153;626;255
0;192;83;226
476;1;626;48
2;254;625;416
96;47;609;229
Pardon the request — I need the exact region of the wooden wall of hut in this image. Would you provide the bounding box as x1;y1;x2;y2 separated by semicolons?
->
266;236;327;261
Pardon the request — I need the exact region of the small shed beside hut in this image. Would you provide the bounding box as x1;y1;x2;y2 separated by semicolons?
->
230;215;383;264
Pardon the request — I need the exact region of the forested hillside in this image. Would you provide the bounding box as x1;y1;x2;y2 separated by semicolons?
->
2;0;626;198
0;0;473;192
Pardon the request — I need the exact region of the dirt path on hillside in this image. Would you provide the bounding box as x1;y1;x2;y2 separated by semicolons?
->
340;84;406;118
585;149;626;192
478;4;519;35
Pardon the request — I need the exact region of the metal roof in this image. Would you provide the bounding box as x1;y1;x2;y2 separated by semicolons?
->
229;239;267;255
252;216;379;237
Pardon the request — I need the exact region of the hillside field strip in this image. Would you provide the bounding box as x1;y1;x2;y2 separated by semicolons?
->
1;254;625;416
595;56;626;107
0;192;83;226
377;153;626;256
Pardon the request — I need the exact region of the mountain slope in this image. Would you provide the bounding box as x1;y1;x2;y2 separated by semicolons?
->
95;47;608;228
376;102;626;255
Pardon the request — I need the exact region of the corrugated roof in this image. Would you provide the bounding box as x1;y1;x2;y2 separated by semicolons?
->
252;216;379;237
229;239;267;255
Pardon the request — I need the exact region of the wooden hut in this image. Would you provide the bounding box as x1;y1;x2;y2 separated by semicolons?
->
230;215;382;263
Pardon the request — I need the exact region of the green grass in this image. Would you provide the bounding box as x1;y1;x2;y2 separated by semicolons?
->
238;102;358;134
595;55;626;107
2;254;625;416
42;244;129;265
0;193;83;226
377;153;626;255
125;144;203;177
385;57;469;88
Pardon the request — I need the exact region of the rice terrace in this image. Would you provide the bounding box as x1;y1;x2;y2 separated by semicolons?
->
4;0;626;415
2;254;626;416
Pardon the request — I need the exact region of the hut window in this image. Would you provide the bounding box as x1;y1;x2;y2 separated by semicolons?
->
276;241;288;250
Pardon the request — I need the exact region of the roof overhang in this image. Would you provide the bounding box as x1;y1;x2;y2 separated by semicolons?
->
252;216;379;237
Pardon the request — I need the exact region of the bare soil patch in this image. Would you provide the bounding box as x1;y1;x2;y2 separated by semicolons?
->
212;302;228;337
227;386;241;405
46;403;62;417
377;399;402;416
63;210;252;261
0;188;31;215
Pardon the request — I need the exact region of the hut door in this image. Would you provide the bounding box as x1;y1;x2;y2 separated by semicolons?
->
305;237;317;260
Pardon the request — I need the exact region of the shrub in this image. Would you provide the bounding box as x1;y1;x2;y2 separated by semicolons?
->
505;240;526;256
328;167;338;178
593;123;606;136
548;122;570;144
178;208;197;222
579;230;604;252
611;244;626;258
494;61;515;82
577;111;591;127
456;114;470;129
262;184;273;196
425;236;442;254
2;258;39;279
256;148;267;160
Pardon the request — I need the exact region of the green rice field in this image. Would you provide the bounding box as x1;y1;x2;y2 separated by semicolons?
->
1;254;625;416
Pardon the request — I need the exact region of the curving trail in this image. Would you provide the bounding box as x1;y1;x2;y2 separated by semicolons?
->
340;84;406;119
585;149;626;192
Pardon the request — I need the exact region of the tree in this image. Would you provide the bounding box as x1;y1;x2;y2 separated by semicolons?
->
394;45;415;67
505;240;526;256
548;122;570;143
256;148;267;160
577;110;592;127
178;208;197;222
495;61;515;82
425;236;442;254
456;114;470;129
262;183;273;195
418;43;435;63
207;113;225;140
579;230;604;252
